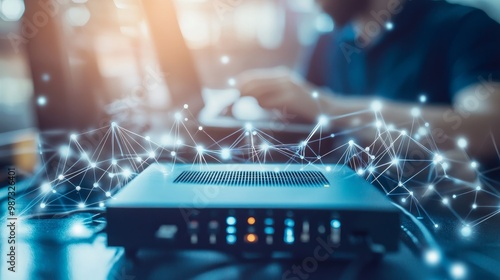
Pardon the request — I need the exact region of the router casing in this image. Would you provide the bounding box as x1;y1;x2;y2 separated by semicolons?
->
106;164;399;258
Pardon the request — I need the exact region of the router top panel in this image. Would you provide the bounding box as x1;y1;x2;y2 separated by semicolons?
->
107;164;396;212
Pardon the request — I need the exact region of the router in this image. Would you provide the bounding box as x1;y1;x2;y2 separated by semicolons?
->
106;164;399;258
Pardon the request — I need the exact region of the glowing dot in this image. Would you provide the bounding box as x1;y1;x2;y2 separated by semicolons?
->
123;169;132;178
149;151;156;158
93;183;99;188
370;155;375;160
52;189;56;193
196;145;204;154
311;91;319;98
245;122;253;130
245;233;257;243
368;166;375;173
99;202;105;207
90;162;97;168
261;143;269;151
226;216;236;225
392;158;400;165
41;73;50;81
318;115;328;125
398;181;403;187
425;122;430;127
58;174;64;180
330;133;335;138
247;217;256;225
70;134;77;140
198;126;203;131
183;104;189;109
76;186;81;191
330;220;341;229
252;131;257;136
424;250;441;265
106;191;111;197
411;107;420;117
428;184;434;190
145;136;151;141
371;100;382;112
410;191;414;196
78;202;85;208
401;198;406;204
174;112;182;120
111;159;117;165
108;173;115;178
419;95;427;103
472;204;477;209
170;151;176;157
434;224;439;228
184;117;188;121
442;198;449;205
325;166;331;172
220;148;231;160
470;161;478;169
111;122;117;127
136;156;142;162
401;130;407;135
228;78;236;86
457;138;467;149
301;141;308;147
41;182;51;193
348;140;354;146
40;203;46;208
433;154;443;164
357;169;364;175
37;96;47;106
385;22;394;30
226;235;236;244
220;55;230;64
450;263;466;279
375;121;382;128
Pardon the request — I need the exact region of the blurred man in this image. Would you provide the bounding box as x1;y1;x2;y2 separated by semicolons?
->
237;0;500;161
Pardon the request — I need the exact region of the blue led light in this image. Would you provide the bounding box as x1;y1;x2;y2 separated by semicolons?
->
284;235;295;244
331;219;341;229
264;227;274;235
226;235;236;244
284;218;295;227
226;216;236;225
264;218;274;225
226;226;236;234
285;228;294;236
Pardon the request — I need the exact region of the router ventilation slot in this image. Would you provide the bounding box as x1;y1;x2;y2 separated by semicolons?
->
173;171;329;187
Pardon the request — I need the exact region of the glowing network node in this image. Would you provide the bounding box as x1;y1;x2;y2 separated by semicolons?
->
122;169;132;178
410;192;414;196
392;158;400;165
40;203;46;208
311;91;319;99
78;202;85;209
170;151;176;157
411;107;420;117
424;250;441;265
348;140;354;146
174;112;182;120
245;122;253;131
252;131;257;136
442;198;449;205
398;181;403;187
433;154;443;164
149;151;156;158
196;145;204;154
261;143;270;151
401;198;406;203
70;134;77;140
220;55;230;64
58;174;64;180
41;182;51;193
183;104;189;109
375;121;382;128
111;159;117;165
93;183;99;188
330;133;335;138
450;263;466;279
145;136;151;141
425;122;430;127
428;184;434;190
434;224;439;228
90;162;97;168
470;161;478;169
76;186;81;191
357;169;365;175
318;115;328;126
184;117;188;121
198;126;203;131
220;148;231;160
371;100;382;112
52;189;56;193
325;166;331;172
419;95;427;103
108;173;115;178
457;138;468;149
401;130;407;135
136;156;142;162
453;194;457;199
385;21;394;30
37;96;47;106
111;122;117;128
106;191;111;197
228;78;236;86
472;204;477;209
99;202;105;208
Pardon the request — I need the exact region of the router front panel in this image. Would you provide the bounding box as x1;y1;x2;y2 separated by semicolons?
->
106;164;400;258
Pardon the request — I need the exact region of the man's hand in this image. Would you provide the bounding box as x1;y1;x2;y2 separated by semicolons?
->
236;67;321;123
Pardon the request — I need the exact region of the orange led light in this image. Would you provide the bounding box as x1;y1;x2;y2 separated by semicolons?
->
247;217;256;225
245;233;257;243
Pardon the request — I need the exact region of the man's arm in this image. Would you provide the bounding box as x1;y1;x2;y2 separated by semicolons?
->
237;68;500;161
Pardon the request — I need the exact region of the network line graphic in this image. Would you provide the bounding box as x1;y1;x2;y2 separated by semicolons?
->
12;102;500;243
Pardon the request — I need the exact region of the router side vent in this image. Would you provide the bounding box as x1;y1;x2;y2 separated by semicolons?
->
173;171;330;187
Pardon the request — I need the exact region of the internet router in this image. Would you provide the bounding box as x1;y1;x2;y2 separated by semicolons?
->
106;164;399;258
